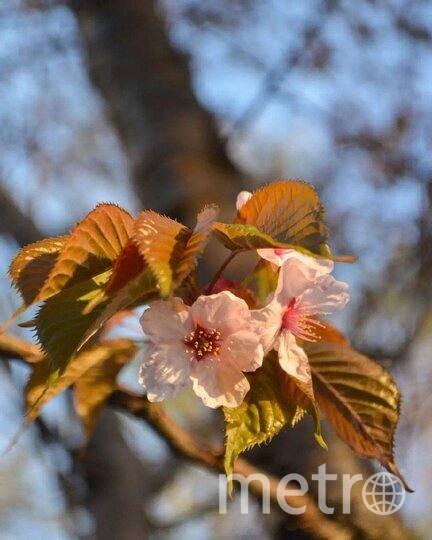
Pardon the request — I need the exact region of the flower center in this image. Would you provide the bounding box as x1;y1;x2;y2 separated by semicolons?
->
184;325;221;360
282;297;323;341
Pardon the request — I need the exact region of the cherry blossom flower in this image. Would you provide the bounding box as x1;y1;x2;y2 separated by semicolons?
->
139;291;264;408
253;252;349;387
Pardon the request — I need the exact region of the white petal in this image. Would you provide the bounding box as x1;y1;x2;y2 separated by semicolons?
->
190;291;251;334
298;274;349;315
257;248;332;273
257;248;281;265
190;357;250;408
220;329;264;372
250;304;282;353
140;298;192;344
277;331;312;387
283;250;333;275
138;344;191;402
236;190;252;211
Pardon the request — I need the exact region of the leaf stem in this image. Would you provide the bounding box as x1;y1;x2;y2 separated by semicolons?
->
205;251;240;295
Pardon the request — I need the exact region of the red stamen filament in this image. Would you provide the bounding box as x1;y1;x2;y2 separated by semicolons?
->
282;298;324;342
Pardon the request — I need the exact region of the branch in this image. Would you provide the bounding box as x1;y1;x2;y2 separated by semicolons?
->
0;333;42;362
229;0;338;135
1;333;350;539
109;389;350;539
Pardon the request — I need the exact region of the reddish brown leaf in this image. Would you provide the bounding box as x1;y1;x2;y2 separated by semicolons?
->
306;342;411;491
105;240;146;296
297;321;350;348
134;211;191;297
74;340;136;438
314;321;350;345
133;206;219;297
211;278;257;309
35;203;134;303
235;180;327;253
176;204;219;282
218;180;355;262
26;339;136;428
9;236;68;305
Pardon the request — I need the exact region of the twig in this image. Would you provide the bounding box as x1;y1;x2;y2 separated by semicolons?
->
205;250;241;294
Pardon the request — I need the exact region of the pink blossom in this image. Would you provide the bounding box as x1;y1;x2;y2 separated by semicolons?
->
139;292;264;408
256;247;333;271
256;248;292;269
254;252;349;388
236;190;252;211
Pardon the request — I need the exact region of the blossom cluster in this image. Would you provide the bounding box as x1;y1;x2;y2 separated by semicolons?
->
139;192;349;408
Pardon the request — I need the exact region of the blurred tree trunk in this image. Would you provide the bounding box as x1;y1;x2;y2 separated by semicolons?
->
70;0;244;225
81;409;150;540
0;186;42;245
82;409;177;540
69;1;411;539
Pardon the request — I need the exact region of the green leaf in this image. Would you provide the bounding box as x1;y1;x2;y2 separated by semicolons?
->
224;354;304;481
213;223;291;251
306;342;411;491
79;268;158;348
34;266;157;377
251;259;279;306
34;271;112;374
213;222;354;263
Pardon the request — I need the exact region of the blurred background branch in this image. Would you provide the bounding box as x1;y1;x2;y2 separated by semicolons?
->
0;332;353;540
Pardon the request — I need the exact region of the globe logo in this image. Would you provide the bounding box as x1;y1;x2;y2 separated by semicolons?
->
362;472;406;515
